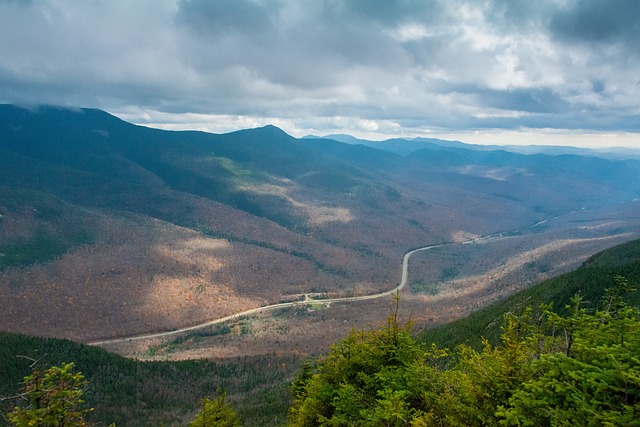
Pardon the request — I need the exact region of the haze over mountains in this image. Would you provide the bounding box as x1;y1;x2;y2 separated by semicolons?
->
308;133;640;159
1;104;639;343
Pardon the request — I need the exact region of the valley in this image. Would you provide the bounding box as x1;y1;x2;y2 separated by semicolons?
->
1;104;640;361
97;201;640;360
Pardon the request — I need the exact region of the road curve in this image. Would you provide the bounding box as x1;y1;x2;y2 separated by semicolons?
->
88;218;557;346
88;242;445;346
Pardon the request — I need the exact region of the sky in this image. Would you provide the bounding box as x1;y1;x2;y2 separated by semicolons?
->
1;0;639;148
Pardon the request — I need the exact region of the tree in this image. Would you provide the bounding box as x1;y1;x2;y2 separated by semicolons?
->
7;362;91;427
188;393;241;427
288;297;431;426
496;278;640;426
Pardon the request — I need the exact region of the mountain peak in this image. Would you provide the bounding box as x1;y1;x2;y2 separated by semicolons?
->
254;124;290;136
226;123;296;143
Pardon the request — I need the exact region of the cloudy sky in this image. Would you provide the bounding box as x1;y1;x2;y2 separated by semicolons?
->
1;0;639;147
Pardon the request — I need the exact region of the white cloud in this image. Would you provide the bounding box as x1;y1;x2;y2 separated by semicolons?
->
389;23;432;42
0;0;638;146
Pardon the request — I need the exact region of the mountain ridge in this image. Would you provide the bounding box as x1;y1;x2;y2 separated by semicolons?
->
307;130;640;160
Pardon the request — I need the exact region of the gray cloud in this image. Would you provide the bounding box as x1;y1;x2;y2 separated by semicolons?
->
549;0;640;45
0;0;638;143
176;0;273;37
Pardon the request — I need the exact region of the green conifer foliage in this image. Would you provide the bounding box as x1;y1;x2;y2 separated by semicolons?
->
7;362;91;427
288;280;640;426
188;393;241;427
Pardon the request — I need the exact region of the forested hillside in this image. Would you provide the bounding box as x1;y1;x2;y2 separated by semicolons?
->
0;333;293;426
421;238;640;350
2;239;639;426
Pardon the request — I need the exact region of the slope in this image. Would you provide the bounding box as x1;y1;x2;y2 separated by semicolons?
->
420;238;640;350
2;238;639;427
1;104;639;342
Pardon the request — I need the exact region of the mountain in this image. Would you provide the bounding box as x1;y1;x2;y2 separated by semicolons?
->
310;133;640;160
303;133;466;156
1;104;640;344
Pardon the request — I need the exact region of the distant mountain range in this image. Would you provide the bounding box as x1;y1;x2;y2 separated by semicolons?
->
1;104;639;342
305;133;640;160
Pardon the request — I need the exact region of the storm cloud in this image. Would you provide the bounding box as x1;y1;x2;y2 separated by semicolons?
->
0;0;638;143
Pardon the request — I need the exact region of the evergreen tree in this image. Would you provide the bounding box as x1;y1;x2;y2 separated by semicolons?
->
188;393;241;427
7;362;91;427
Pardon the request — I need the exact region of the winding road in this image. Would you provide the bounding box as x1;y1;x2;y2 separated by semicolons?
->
88;217;556;346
